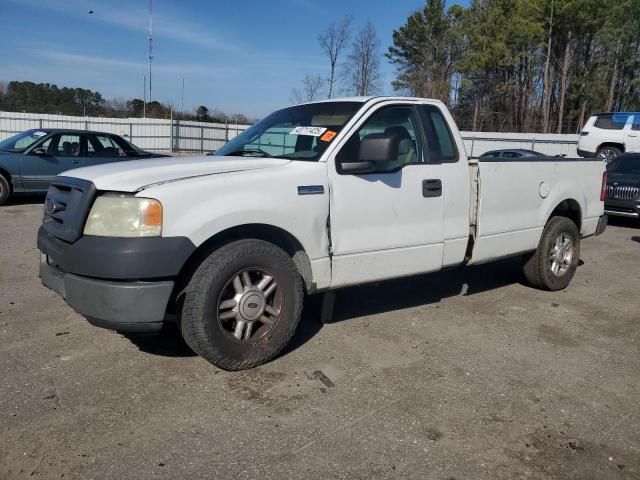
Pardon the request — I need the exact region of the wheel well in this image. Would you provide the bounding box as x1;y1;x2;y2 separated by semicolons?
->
549;199;581;230
597;142;624;153
0;168;13;193
173;224;315;305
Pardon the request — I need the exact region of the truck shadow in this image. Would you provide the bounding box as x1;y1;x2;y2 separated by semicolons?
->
282;256;526;356
122;256;545;361
3;193;46;206
122;323;197;358
607;216;639;229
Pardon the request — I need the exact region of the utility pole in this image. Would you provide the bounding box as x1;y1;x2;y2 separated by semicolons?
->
143;75;146;118
181;78;184;118
148;0;153;104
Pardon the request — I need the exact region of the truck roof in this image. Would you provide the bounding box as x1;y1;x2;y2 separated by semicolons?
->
300;96;445;106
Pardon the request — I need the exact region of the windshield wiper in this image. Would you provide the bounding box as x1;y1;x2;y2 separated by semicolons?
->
225;148;272;158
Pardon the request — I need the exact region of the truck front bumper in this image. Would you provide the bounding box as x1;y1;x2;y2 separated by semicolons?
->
40;255;173;333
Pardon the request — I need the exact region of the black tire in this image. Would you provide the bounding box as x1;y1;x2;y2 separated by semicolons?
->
0;175;10;206
180;239;303;370
596;146;622;164
523;216;580;291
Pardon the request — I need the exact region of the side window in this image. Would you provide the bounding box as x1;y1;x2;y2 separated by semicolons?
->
594;114;629;130
337;106;422;173
632;115;640;131
417;105;458;163
502;151;522;158
87;134;123;157
52;134;81;157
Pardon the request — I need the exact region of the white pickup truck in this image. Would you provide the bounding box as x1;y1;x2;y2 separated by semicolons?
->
38;97;608;370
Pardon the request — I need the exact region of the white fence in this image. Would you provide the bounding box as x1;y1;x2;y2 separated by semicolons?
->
0;111;579;157
461;131;579;157
0;111;249;153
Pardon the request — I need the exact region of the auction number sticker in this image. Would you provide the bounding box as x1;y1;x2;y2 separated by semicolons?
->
290;126;327;137
34;131;48;137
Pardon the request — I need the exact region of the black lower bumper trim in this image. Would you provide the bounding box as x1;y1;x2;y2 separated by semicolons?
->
87;317;163;333
577;149;597;158
40;256;174;331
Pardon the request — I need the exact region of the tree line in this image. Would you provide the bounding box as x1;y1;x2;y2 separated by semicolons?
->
291;17;383;103
387;0;640;133
296;0;640;133
0;81;254;124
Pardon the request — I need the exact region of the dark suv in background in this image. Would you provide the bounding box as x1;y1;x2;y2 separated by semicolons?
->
605;153;640;220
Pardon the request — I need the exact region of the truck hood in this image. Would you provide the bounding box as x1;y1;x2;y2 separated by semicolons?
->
62;155;291;192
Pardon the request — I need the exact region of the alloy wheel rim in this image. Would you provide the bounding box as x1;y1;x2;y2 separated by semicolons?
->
216;268;282;342
598;148;618;164
549;233;574;277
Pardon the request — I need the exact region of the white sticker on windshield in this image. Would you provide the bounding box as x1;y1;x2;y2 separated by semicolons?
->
289;126;327;137
33;131;47;137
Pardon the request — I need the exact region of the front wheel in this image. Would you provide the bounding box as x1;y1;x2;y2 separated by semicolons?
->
523;217;580;291
0;175;10;206
180;239;303;370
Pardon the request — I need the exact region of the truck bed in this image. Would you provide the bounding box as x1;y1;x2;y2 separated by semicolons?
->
468;156;605;264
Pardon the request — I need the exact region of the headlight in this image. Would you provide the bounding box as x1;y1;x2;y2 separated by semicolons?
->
83;193;163;237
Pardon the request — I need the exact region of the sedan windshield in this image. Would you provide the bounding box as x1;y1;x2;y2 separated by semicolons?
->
216;102;362;161
0;129;49;152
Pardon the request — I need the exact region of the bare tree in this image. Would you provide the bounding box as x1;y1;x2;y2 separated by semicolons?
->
344;22;382;96
319;15;352;99
290;74;325;104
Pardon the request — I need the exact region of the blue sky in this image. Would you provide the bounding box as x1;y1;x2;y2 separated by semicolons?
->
1;0;468;117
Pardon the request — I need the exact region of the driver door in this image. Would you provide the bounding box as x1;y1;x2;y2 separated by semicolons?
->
21;133;83;190
327;103;445;287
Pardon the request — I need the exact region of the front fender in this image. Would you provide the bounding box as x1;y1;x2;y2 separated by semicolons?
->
144;162;330;261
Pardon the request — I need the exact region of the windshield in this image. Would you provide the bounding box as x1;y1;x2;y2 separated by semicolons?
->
0;129;49;152
216;101;362;161
609;155;640;174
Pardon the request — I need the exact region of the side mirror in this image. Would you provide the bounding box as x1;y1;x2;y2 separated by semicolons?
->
31;147;47;156
337;133;399;174
359;133;399;163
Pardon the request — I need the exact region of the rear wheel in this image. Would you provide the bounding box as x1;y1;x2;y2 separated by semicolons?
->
523;216;580;291
180;239;303;370
0;175;10;206
596;146;622;164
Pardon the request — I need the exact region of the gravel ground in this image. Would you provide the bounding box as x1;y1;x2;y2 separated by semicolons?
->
1;195;639;480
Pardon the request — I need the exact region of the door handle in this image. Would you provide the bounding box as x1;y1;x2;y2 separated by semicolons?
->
72;160;81;164
422;179;442;197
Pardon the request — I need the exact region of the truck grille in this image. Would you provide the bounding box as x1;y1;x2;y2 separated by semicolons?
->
43;177;96;243
606;185;639;200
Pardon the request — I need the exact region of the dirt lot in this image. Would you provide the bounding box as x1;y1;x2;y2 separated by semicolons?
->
1;195;639;480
